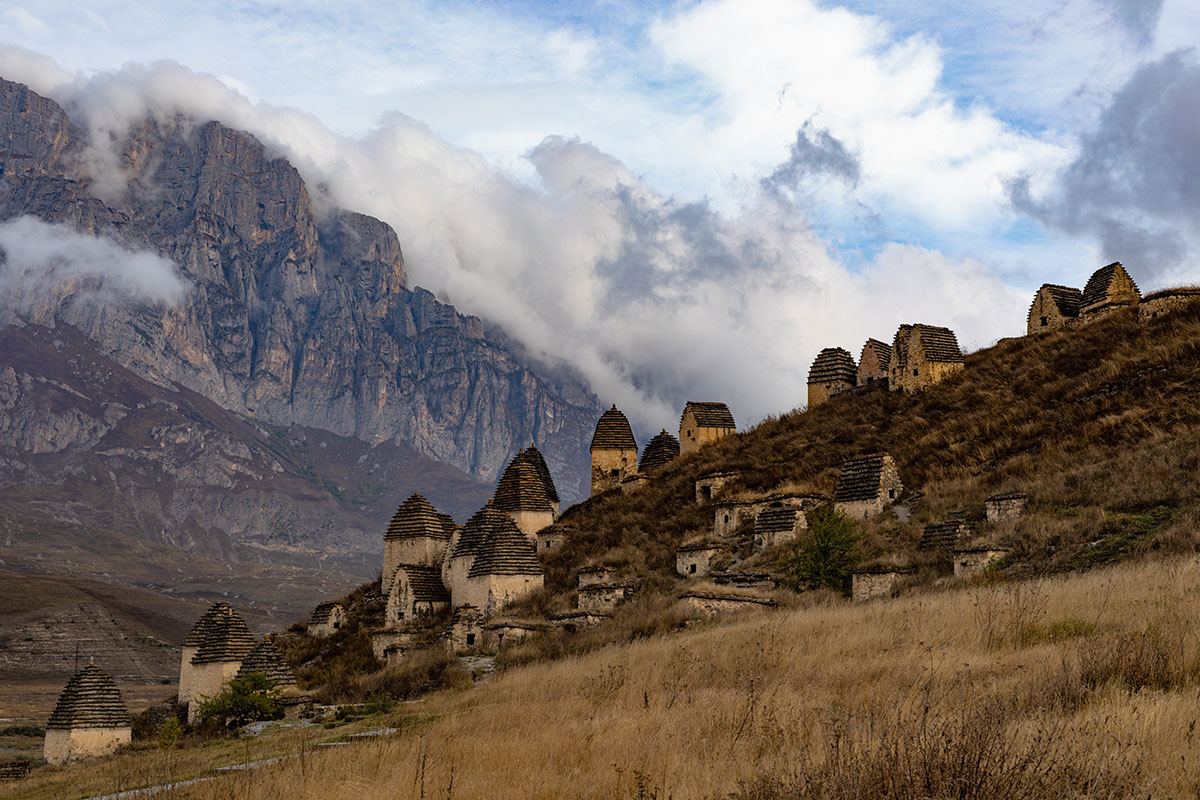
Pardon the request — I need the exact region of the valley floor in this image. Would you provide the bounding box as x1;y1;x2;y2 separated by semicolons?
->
13;553;1200;799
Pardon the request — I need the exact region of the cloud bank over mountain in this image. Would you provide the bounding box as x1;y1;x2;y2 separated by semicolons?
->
0;0;1194;432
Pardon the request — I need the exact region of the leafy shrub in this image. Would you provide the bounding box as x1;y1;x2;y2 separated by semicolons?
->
195;673;282;731
786;505;861;593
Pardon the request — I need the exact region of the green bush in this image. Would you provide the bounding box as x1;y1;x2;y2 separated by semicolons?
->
195;673;283;730
786;505;861;593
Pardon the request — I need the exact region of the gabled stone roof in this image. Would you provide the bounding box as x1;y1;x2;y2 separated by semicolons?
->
834;454;891;502
396;564;451;602
1035;284;1083;317
190;605;256;665
309;601;342;625
754;508;799;535
493;454;553;513
591;405;637;450
47;665;130;730
907;324;964;363
919;521;972;550
1082;262;1140;310
639;429;680;473
807;347;857;384
183;602;234;648
468;520;543;578
682;401;736;429
860;338;892;371
385;494;452;542
235;640;298;689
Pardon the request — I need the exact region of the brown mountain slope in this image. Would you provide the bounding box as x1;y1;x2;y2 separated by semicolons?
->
543;302;1200;592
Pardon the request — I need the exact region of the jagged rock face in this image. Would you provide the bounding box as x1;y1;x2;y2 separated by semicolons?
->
0;78;598;498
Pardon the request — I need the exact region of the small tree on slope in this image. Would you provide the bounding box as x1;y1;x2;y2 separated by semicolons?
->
787;505;861;594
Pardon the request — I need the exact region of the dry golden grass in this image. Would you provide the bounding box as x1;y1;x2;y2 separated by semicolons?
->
57;552;1200;800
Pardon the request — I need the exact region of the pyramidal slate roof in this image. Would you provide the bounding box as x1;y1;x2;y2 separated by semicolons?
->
834;454;891;502
640;429;680;473
807;347;857;384
47;665;130;730
438;513;458;538
518;445;558;503
385;494;451;542
1035;284;1083;317
235;640;297;689
493;453;553;513
682;401;736;429
468;519;543;578
309;601;342;625
183;601;233;648
190;604;256;665
902;325;963;364
591;405;637;450
395;564;451;602
755;507;799;535
451;505;511;559
1082;262;1140;309
861;338;892;371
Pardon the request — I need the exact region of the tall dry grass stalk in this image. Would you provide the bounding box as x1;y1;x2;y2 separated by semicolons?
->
143;554;1200;799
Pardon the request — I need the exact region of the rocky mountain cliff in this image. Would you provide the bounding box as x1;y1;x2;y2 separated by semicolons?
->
0;78;600;573
0;77;598;495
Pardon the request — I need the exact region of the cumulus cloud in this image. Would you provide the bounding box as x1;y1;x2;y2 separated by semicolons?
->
0;216;188;317
763;121;861;194
0;45;1033;433
1008;50;1200;287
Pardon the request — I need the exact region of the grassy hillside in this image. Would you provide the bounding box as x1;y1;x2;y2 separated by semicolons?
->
18;553;1200;799
541;302;1200;593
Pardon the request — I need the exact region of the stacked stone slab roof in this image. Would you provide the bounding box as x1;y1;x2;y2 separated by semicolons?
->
399;564;451;602
468;520;543;577
47;665;130;730
639;429;681;473
235;640;298;689
451;505;511;558
677;540;724;553
682;401;736;429
1143;286;1200;302
518;445;559;504
183;602;233;648
438;513;458;537
861;338;892;371
807;347;857;385
191;605;256;665
919;521;971;550
986;492;1028;502
1034;284;1083;317
834;454;890;502
755;508;799;535
590;405;637;450
309;602;342;626
385;494;452;541
1082;262;1140;310
907;324;964;363
493;455;553;513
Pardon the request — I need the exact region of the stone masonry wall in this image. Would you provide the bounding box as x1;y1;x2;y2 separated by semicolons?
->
591;447;638;495
851;571;907;602
43;727;130;766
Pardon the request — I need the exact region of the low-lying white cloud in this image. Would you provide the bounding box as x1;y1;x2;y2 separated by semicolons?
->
0;216;188;317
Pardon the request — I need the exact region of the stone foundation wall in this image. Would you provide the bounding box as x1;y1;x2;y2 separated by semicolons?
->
676;547;721;577
678;594;775;617
713;502;751;536
953;549;1009;578
578;583;633;613
447;608;483;653
985;497;1026;522
851;571;908;602
1138;292;1200;321
43;727;130;765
